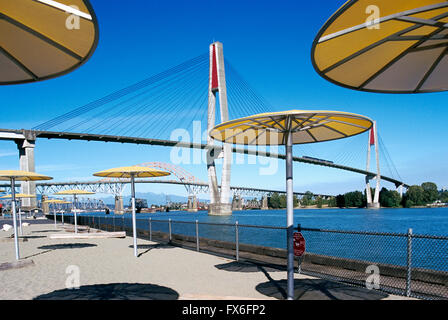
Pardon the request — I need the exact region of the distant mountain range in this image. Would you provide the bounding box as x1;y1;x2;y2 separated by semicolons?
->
100;192;208;206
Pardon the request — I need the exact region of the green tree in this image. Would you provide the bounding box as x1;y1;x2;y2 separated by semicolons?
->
335;194;345;208
293;195;299;208
440;191;448;203
279;194;287;208
268;193;281;209
301;191;314;207
379;188;401;207
405;185;425;206
316;196;323;208
328;197;337;207
344;191;364;208
421;182;438;204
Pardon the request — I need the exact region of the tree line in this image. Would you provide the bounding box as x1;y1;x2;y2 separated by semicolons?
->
267;182;447;209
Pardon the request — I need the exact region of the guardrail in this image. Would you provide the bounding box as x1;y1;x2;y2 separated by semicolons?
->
53;214;448;300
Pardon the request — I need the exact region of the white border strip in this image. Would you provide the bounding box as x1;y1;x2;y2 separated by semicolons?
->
37;0;92;20
319;2;448;43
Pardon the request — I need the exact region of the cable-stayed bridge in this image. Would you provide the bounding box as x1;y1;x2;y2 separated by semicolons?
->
0;42;408;212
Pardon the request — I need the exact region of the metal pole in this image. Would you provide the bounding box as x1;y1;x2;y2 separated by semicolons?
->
286;129;294;300
11;178;19;260
235;221;239;261
53;205;57;229
18;205;23;235
169;218;172;242
149;217;152;241
406;228;413;297
196;220;199;251
74;195;78;233
131;174;138;257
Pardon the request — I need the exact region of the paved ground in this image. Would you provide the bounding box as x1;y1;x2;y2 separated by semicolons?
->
0;219;411;300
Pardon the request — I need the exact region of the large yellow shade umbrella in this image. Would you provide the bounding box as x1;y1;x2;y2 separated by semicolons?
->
0;0;99;85
0;193;36;235
312;0;448;93
210;110;373;300
0;170;52;260
44;199;71;228
54;189;94;233
93;166;170;257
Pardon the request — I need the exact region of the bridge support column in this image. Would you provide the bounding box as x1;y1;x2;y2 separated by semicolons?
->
15;131;37;210
400;185;404;198
261;195;269;210
187;195;198;212
207;41;232;216
366;121;381;209
41;195;50;215
232;195;243;211
114;195;124;214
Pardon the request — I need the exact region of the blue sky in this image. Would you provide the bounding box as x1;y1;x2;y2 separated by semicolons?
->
0;0;447;199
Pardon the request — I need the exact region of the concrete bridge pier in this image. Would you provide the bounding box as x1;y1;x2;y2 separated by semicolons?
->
187;195;198;212
15;131;37;210
365;121;381;209
207;42;232;216
41;195;50;215
114;195;124;214
261;195;269;210
232;195;243;211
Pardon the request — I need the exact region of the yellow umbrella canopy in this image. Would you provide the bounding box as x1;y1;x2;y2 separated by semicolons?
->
209;110;373;145
312;0;448;93
54;189;95;195
0;170;53;181
44;199;71;203
0;0;99;85
0;193;36;199
93;166;171;178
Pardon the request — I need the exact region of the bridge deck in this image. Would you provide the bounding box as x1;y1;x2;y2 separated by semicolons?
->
0;128;408;188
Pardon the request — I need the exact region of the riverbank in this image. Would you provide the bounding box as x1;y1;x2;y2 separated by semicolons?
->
0;219;409;300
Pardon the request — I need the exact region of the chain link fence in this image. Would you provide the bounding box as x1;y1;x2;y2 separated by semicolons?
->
58;214;448;300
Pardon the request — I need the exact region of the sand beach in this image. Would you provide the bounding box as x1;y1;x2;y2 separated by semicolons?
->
0;219;410;300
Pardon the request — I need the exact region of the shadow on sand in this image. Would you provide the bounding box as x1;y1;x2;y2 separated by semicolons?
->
215;261;282;273
128;243;175;257
38;243;97;250
31;230;61;233
34;283;179;300
256;278;388;300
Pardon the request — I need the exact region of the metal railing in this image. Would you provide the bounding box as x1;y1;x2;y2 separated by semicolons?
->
55;214;448;300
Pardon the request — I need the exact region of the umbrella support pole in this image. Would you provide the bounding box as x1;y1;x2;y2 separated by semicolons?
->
54;206;57;229
286;131;294;300
11;178;19;260
18;207;23;235
74;195;78;234
131;174;138;257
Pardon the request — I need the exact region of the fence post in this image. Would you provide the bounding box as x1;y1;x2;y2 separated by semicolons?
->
406;228;413;297
169;218;172;242
122;215;125;231
196;220;199;252
113;216;115;232
235;221;239;261
149;218;152;241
